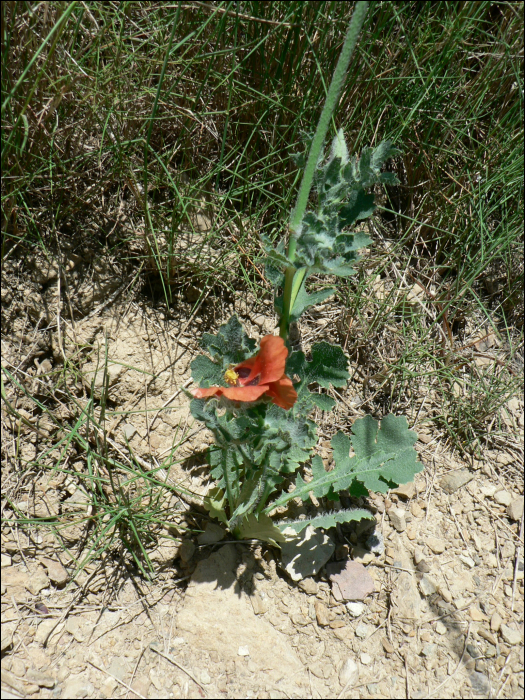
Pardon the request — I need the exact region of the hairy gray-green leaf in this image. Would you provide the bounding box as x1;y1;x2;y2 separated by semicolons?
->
263;134;400;279
287;342;349;415
277;507;373;535
200;315;256;367
266;414;421;512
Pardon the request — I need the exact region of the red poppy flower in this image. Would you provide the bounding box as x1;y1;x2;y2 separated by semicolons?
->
192;335;297;410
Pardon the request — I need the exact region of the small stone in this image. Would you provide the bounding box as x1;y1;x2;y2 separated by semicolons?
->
392;482;416;500
421;643;438;658
413;548;424;565
298;578;318;595
335;544;350;560
439;469;474;493
26;566;50;595
346;602;366;617
418;433;432;444
1;626;13;652
435;621;447;635
486;553;498;568
200;670;211;685
490;612;502;632
330;620;345;629
381;637;394;654
339;658;359;687
107;658;127;681
249;591;268;615
355;623;369;639
62;675;95;699
351;547;374;564
178;538;195;564
360;652;372;665
459;554;476;569
35;618;60;645
419;576;437;597
480;484;498;498
470;671;490;696
467;646;483;665
405;524;418;540
290;612;309;626
416;560;431;573
149;538;179;565
309;660;331;679
410;502;424;518
65;618;85;643
500;625;522;646
439;587;452;603
507;497;524;521
332;627;352;642
469;606;487;622
101;678;118;697
149;668;163;691
388;507;407;532
122;423;137;440
493;490;512;506
238;645;250;656
326;560;375;601
426;537;445;554
1;553;12;567
385;545;395;558
39;557;68;586
477;627;497;646
314;599;330;627
197;522;225;545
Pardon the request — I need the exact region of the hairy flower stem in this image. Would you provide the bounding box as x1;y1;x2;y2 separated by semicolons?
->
279;2;369;343
287;1;369;245
279;266;298;342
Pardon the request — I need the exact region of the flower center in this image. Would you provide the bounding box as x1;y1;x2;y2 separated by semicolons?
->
224;368;239;386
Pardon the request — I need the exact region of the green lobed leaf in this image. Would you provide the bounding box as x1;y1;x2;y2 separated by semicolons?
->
310;393;336;411
262;135;400;279
331;414;421;493
251;405;317;489
200;315;256;368
190;399;253;447
202;487;228;525
266;414;421;511
351;414;418;458
235;513;286;546
287;342;349;415
277;507;374;535
190;355;223;388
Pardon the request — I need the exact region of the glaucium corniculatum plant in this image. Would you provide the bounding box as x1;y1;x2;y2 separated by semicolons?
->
187;1;422;544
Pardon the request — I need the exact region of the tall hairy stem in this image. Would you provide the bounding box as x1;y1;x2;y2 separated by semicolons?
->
279;2;369;341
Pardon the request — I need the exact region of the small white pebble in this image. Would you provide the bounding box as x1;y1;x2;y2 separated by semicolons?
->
360;652;372;665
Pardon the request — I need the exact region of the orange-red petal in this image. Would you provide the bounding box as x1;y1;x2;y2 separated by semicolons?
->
236;335;288;386
191;384;268;402
265;376;298;410
221;385;268;402
192;386;221;399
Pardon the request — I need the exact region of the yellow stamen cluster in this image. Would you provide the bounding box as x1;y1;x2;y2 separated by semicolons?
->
224;368;239;386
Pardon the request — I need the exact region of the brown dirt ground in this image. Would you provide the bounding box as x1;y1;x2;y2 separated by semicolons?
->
1;242;524;699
